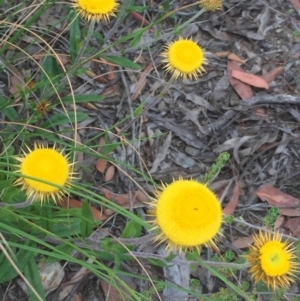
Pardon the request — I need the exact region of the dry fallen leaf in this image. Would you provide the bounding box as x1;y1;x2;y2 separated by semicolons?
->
227;60;253;100
58;198;108;221
228;53;246;64
231;69;269;89
289;0;300;11
255;185;300;207
131;62;153;101
274;215;285;229
9;75;24;98
101;277;136;301
260;66;284;84
96;158;108;174
223;183;240;216
101;188;147;208
97;137;106;153
232;236;254;249
215;51;231;57
131;11;151;27
285;217;300;237
104;165;115;182
255;185;300;216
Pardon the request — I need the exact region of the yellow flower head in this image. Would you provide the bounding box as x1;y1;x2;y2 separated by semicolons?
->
161;37;207;80
71;0;119;22
15;144;74;203
148;178;222;253
244;231;300;290
199;0;222;11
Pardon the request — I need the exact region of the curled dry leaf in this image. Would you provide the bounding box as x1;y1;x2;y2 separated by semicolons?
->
58;198;108;221
223;183;241;216
255;185;300;216
231;69;269;89
232;236;254;249
227;60;253;100
104;165;115;182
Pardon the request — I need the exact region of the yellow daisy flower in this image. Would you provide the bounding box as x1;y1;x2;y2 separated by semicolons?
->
148;178;222;253
244;231;300;290
161;37;207;80
15;144;74;203
71;0;119;22
199;0;222;11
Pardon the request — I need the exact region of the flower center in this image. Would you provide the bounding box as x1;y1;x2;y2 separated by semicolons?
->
21;148;69;193
78;0;115;14
169;40;204;73
260;241;290;276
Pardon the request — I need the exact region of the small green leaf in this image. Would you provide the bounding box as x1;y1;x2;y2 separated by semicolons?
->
121;219;142;239
24;255;46;301
130;30;144;47
101;55;141;69
80;200;94;238
147;258;174;268
40;111;89;128
40;55;63;92
40;206;53;232
47;242;74;263
60;94;104;104
0;241;35;283
69;12;81;62
3;106;18;121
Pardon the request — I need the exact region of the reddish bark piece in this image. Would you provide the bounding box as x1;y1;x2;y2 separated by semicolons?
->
104;165;115;182
223;183;240;216
260;66;284;84
96;158;108;174
227;60;253;100
289;0;300;11
232;236;254;249
255;185;300;207
58;198;107;221
285;217;300;237
231;69;269;89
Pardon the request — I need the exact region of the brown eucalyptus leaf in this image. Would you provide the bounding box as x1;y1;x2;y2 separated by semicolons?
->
227;60;253;100
104;165;115;182
223;183;240;216
231;69;269;89
285;217;300;237
261;66;284;84
232;236;254;249
255;185;300;208
96;158;108;174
